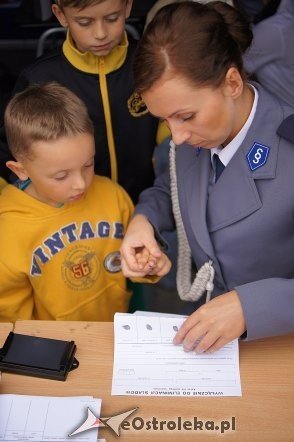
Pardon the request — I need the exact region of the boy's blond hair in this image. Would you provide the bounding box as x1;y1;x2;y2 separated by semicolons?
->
4;82;94;160
56;0;124;10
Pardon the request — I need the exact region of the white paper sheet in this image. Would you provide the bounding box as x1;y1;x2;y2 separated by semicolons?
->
0;395;101;441
133;310;184;318
112;314;242;397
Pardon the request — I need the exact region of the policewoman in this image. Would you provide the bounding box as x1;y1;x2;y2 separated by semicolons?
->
120;1;294;353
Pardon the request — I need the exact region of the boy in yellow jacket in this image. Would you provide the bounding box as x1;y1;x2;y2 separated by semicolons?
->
0;82;170;322
0;0;169;203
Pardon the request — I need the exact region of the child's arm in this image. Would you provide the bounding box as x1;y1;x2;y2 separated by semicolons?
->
0;259;34;322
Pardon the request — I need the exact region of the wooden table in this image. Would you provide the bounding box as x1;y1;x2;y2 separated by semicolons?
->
1;321;293;441
0;323;13;388
0;323;13;347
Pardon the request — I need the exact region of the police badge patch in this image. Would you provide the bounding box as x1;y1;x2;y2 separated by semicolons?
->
247;142;270;171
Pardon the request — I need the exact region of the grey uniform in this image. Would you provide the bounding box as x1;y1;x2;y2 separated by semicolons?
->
135;83;294;341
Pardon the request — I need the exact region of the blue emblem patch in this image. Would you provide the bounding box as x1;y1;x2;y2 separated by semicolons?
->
247;142;270;171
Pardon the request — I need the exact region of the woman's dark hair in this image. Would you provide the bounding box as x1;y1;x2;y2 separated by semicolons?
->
134;1;253;93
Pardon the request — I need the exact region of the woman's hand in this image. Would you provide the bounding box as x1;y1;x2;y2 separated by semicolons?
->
173;290;246;353
120;214;163;277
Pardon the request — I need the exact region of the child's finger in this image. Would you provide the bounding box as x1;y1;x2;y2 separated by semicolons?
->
136;256;157;274
140;248;151;266
148;256;172;276
136;255;149;270
135;252;143;270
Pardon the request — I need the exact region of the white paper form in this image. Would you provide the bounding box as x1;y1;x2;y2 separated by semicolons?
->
0;395;101;441
112;314;242;397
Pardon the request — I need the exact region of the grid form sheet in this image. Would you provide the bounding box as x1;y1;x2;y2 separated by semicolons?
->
0;395;101;441
112;313;242;397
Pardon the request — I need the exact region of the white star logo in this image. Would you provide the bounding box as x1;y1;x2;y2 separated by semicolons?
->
69;407;138;437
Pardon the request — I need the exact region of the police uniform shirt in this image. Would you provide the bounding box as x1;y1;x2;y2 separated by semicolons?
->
210;85;259;182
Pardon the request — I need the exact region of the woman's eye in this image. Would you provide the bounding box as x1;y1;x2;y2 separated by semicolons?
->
182;114;193;122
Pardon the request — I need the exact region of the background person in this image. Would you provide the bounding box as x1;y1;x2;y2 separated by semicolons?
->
243;0;294;107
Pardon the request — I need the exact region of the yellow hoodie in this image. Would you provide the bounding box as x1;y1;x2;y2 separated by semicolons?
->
0;176;134;322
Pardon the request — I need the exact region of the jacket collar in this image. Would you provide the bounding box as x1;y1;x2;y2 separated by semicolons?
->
62;31;128;74
206;83;282;233
181;83;284;266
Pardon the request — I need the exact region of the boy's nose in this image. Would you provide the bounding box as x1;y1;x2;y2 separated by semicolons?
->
72;174;86;191
93;22;107;40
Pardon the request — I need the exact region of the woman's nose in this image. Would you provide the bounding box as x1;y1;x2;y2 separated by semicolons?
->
170;125;190;146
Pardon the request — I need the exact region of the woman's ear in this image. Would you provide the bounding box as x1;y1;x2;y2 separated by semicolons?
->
52;4;68;28
6;160;29;181
223;67;244;99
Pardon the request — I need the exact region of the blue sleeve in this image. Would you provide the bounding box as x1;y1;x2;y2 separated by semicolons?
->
236;278;294;340
134;168;175;234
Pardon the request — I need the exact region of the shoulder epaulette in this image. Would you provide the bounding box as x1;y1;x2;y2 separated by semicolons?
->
277;114;294;143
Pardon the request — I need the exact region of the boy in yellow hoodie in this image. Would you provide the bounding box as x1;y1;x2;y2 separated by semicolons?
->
0;82;170;322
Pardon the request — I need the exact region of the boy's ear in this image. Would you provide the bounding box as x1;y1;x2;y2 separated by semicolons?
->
6;160;29;181
125;0;133;19
52;4;68;28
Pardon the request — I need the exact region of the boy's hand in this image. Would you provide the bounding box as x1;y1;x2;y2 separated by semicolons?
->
121;215;162;278
135;247;157;270
146;252;171;277
136;248;171;277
